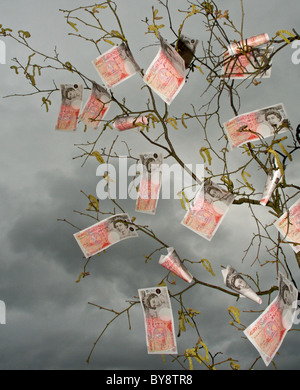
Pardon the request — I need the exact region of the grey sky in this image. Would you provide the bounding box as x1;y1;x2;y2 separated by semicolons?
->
0;0;300;370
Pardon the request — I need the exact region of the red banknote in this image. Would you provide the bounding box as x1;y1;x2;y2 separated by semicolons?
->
135;153;163;215
56;83;83;131
92;43;140;89
143;35;185;105
181;181;235;241
138;286;177;354
80;82;111;129
74;213;138;258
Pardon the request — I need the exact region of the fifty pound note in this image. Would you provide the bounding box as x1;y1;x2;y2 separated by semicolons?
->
138;286;177;354
274;198;300;253
74;213;138;258
227;33;270;57
135;153;163;215
143;35;185;105
181;181;235;241
244;272;298;366
92;43;140;89
224;103;289;149
56;84;83;131
222;265;262;304
159;247;193;283
222;46;274;79
260;159;283;206
176;34;198;69
113;115;148;131
80;82;111;129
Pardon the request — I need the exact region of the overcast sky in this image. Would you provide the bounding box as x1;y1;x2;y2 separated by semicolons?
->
0;0;300;371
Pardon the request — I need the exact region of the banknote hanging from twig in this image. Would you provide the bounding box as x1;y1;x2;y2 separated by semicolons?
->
74;213;138;258
244;272;298;366
159;247;193;283
80;82;111;129
222;265;262;304
181;181;235;241
226;33;270;56
56;84;83;131
92;43;140;89
223;103;289;149
175;34;198;69
260;159;283;206
222;46;274;79
113;115;148;131
143;34;186;105
138;286;177;354
274;198;300;253
135;153;163;215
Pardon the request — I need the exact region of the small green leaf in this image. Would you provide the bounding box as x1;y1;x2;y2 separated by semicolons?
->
67;21;78;32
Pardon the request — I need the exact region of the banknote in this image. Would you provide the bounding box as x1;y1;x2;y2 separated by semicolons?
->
113;115;148;131
159;247;193;283
135;153;163;215
222;265;262;304
244;272;298;366
73;213;138;258
227;33;270;56
274;198;300;253
80;82;111;129
222;46;274;79
138;286;177;354
181;181;235;241
143;34;185;105
56;83;83;131
223;103;289;149
260;159;283;206
176;34;198;68
92;43;140;89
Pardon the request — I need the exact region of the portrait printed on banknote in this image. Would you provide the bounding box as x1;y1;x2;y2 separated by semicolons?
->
224;266;249;291
175;34;198;69
277;272;299;328
222;265;262;304
140;287;170;318
108;214;137;240
181;181;235;241
56;83;83;131
74;213;138;258
61;84;83;107
224;103;289;149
